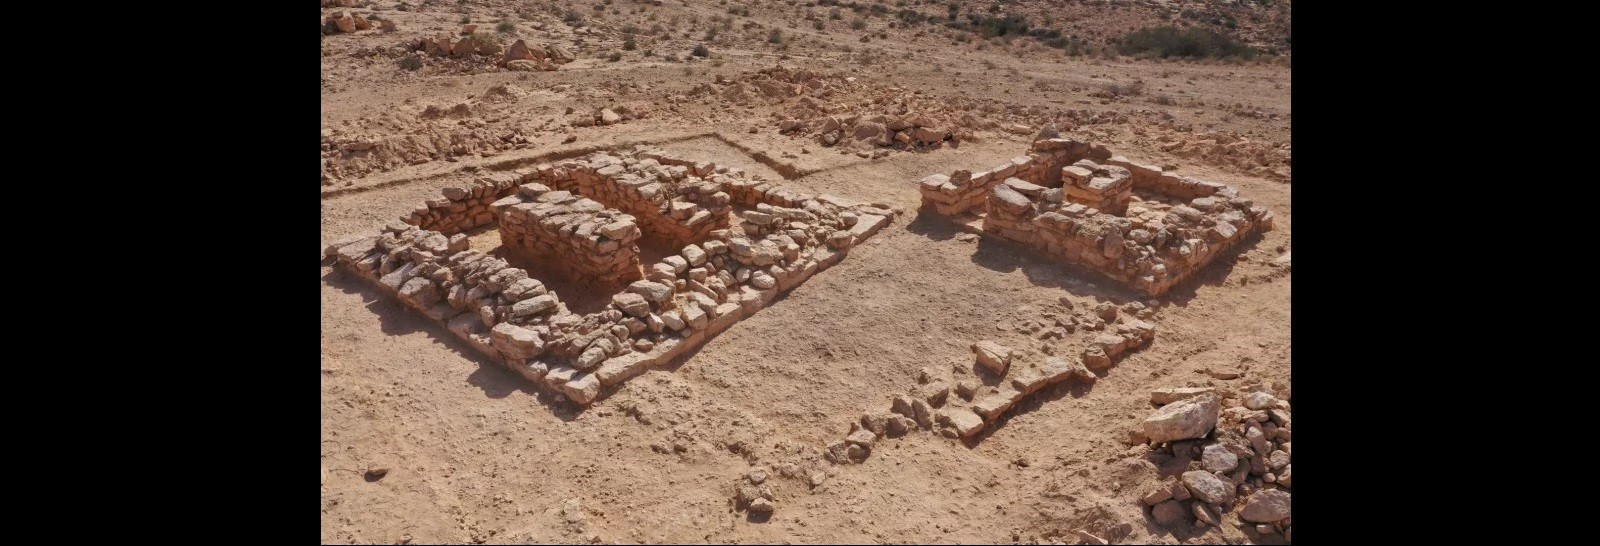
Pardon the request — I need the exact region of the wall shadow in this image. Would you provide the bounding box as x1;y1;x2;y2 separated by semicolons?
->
321;266;579;421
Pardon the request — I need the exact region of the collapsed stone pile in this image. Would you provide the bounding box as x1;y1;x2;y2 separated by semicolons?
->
824;305;1156;462
500;39;575;72
919;138;1274;296
731;469;777;515
321;97;539;185
1157;130;1291;182
570;107;636;127
408;36;574;72
782;113;956;150
323;11;393;34
325;147;897;407
706;67;847;106
1137;387;1292;539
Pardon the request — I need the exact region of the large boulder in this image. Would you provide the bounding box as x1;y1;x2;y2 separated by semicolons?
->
545;44;575;64
912;126;947;144
503;39;536;63
852;121;888;144
1142;394;1220;444
328;11;356;33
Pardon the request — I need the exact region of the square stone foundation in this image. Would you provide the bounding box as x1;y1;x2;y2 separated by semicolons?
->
918;138;1274;296
325;145;897;407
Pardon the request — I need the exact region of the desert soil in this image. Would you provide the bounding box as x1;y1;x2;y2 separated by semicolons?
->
322;1;1290;543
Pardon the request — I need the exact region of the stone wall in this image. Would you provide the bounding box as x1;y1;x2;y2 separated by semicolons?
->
918;138;1274;297
492;183;645;290
323;222;565;374
404;172;522;234
327;146;898;407
523;154;733;248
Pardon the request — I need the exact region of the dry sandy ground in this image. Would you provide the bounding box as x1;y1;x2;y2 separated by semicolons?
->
322;2;1289;544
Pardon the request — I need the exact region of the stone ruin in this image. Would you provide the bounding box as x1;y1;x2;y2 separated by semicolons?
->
825;301;1158;461
324;147;896;406
406;35;576;72
918;138;1274;296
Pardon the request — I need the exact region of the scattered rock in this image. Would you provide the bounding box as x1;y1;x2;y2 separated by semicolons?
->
1192;502;1220;527
971;341;1014;375
1200;444;1238;473
1268;449;1290;471
1150;387;1215;405
939;408;985;438
1205;368;1242;380
1244;391;1277;410
364;466;390;481
1142;395;1221;444
1141;485;1173;506
911;399;934;428
1180;470;1235;505
1240;489;1291;523
748;497;774;513
1151;500;1189;527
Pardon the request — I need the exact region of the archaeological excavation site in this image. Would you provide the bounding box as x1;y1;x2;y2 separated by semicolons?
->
323;1;1291;544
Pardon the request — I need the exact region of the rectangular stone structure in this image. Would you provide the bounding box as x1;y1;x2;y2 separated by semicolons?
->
917;138;1274;297
326;146;898;408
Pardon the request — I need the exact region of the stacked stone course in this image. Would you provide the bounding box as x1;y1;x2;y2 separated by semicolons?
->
918;138;1274;296
493;184;644;290
326;146;897;407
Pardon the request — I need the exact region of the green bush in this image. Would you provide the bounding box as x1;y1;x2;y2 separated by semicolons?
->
496;20;515;33
1118;26;1255;59
692;43;711;57
976;14;1028;38
623;36;637;50
851;18;867;30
